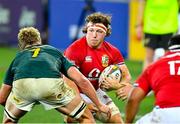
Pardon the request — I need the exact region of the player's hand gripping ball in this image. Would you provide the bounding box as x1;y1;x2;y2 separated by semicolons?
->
99;64;122;91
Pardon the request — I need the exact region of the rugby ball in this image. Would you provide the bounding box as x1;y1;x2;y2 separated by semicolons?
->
99;64;122;90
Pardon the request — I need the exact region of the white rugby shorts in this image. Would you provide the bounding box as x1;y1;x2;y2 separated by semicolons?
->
80;88;120;116
9;78;76;111
136;106;180;124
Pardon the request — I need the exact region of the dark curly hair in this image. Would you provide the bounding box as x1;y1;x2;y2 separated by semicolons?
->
82;12;112;37
168;34;180;50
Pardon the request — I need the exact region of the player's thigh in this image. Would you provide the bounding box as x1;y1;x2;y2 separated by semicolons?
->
144;33;158;49
95;101;123;123
145;47;154;60
93;89;122;123
3;99;27;123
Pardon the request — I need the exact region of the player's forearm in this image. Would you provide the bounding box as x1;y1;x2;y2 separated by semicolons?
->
125;101;139;123
0;93;6;106
125;87;146;123
79;79;102;108
119;64;132;84
0;100;5;106
0;84;12;106
136;0;145;26
67;67;102;108
0;90;6;106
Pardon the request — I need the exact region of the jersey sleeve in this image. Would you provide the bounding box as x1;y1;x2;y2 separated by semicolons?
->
59;53;75;77
3;60;14;86
135;68;152;94
113;47;125;65
64;45;83;68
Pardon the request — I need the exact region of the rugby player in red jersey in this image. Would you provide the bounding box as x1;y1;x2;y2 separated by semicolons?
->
124;34;180;123
64;12;131;123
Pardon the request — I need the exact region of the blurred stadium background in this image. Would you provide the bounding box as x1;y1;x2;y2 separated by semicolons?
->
0;0;155;123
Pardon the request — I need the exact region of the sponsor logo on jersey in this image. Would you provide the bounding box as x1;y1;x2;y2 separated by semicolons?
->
85;56;92;62
102;54;109;67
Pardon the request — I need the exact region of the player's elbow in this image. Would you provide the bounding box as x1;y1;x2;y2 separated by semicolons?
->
127;74;132;81
127;76;132;82
0;84;12;106
127;95;137;103
123;75;132;84
127;87;145;104
0;98;6;106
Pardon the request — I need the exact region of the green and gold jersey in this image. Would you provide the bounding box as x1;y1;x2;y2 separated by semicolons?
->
4;45;74;85
144;0;179;34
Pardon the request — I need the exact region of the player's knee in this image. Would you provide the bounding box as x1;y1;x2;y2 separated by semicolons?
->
3;108;19;123
108;113;124;123
65;107;95;123
78;108;95;123
3;117;17;124
106;102;123;123
69;101;87;119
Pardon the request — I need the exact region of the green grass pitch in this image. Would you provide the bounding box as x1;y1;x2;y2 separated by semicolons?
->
0;47;154;123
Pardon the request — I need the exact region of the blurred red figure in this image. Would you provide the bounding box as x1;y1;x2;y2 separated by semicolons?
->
124;34;180;123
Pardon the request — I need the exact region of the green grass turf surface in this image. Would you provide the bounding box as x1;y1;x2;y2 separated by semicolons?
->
0;46;154;123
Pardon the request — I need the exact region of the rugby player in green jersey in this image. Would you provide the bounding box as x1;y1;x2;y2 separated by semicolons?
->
0;27;111;123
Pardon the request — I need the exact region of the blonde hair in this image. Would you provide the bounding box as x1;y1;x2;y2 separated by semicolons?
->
82;12;112;36
18;27;41;49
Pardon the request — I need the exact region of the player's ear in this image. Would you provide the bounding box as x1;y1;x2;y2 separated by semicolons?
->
82;26;87;34
105;25;111;37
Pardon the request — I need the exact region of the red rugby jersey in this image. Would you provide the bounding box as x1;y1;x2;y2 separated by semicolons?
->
64;37;124;90
136;51;180;108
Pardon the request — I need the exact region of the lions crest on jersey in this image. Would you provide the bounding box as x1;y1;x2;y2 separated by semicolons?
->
101;54;109;67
